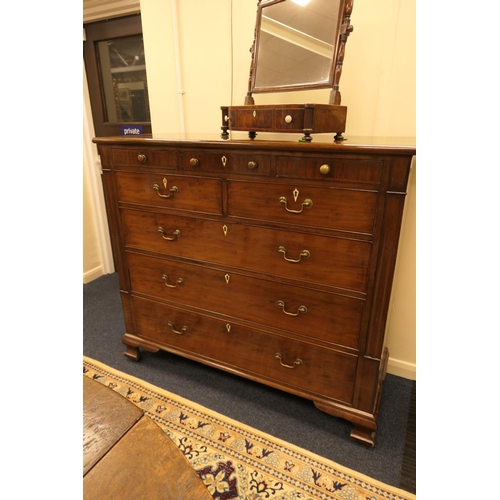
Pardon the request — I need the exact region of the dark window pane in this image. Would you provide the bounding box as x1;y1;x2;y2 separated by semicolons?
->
96;35;151;124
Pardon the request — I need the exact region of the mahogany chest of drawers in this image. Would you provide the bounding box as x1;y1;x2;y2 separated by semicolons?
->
93;135;415;446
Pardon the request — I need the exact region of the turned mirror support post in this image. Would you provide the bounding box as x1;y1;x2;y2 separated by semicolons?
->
330;0;354;105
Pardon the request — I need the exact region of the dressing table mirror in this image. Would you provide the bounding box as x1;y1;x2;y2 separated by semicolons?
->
221;0;353;142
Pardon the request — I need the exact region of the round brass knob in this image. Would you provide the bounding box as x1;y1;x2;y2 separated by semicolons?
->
284;115;293;124
137;154;147;163
247;161;258;170
189;158;200;167
319;164;331;175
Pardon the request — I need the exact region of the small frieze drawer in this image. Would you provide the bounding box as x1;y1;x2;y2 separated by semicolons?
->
111;148;179;169
132;295;357;405
273;108;305;131
181;151;271;176
116;172;223;214
276;156;383;185
228;108;273;130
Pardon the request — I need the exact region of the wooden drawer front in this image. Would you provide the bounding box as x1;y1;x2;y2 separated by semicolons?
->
127;253;365;349
276;156;383;185
122;210;371;292
132;296;357;404
229;108;273;129
181;152;271;176
115;172;223;215
111;148;178;169
273;108;305;131
228;180;377;234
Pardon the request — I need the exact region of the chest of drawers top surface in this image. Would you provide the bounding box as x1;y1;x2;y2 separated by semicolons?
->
93;134;416;158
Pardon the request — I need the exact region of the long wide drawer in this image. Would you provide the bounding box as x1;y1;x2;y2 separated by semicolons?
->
227;180;378;234
121;209;372;292
115;172;223;214
132;296;357;405
127;252;365;349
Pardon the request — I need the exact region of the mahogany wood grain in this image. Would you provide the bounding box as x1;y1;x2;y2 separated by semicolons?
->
227;179;378;234
95;135;415;446
116;171;223;215
126;251;365;350
131;295;358;405
120;209;372;292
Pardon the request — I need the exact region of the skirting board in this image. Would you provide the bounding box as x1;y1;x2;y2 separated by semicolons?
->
83;266;104;285
387;357;416;381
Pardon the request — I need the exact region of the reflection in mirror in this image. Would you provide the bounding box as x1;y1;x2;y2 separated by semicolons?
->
252;0;342;92
96;35;151;123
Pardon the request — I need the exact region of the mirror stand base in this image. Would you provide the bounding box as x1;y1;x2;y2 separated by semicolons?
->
220;104;347;143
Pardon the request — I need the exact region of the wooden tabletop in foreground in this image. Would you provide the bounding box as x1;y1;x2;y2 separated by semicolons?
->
83;375;212;500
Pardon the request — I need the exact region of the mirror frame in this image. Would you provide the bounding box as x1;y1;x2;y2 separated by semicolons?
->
245;0;353;105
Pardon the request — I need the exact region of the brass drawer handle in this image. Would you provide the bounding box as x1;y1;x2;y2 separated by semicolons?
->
275;353;303;369
167;321;187;335
278;246;310;263
279;196;313;214
319;164;331;175
137;154;147;163
153;183;178;198
190;158;200;167
157;227;181;241
247;161;258;170
162;274;184;288
277;300;307;316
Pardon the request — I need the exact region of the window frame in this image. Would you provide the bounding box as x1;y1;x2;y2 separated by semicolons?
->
84;14;152;137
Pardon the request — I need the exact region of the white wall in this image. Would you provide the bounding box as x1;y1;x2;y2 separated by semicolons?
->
142;0;415;138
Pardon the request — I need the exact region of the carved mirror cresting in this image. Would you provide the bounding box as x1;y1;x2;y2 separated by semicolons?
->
221;0;353;142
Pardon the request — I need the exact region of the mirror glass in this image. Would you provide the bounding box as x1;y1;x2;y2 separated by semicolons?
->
252;0;343;92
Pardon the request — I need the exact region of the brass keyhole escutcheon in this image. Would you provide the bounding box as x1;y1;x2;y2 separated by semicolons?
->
221;155;227;167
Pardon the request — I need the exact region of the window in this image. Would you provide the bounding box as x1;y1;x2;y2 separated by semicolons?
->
84;14;152;137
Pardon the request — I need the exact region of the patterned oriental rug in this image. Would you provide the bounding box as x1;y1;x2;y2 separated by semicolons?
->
83;357;415;500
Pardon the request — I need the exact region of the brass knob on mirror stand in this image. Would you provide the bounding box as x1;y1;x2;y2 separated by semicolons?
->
319;164;330;175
